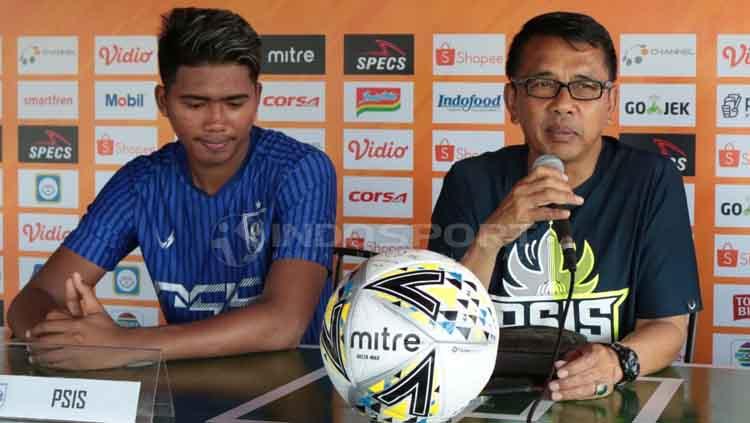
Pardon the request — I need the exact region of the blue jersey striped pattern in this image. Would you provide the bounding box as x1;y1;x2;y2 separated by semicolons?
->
63;126;337;344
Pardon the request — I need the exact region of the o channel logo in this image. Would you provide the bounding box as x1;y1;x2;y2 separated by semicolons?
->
36;174;61;203
114;266;140;295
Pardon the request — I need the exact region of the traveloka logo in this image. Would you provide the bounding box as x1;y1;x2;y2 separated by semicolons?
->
35;174;61;203
356;88;401;116
735;341;750;367
114;266;140;295
436;93;502;111
104;93;145;108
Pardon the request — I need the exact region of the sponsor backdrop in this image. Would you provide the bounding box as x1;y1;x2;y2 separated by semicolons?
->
0;0;748;369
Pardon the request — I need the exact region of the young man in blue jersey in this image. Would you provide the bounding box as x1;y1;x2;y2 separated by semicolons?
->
430;12;701;401
9;7;337;369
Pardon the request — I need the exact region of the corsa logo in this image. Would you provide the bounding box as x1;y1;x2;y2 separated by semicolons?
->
262;95;320;107
349;191;408;203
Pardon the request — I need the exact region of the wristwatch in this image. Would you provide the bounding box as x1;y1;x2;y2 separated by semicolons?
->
607;342;640;386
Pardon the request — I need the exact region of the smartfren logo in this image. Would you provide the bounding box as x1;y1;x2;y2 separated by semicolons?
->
344;34;414;75
261;35;325;74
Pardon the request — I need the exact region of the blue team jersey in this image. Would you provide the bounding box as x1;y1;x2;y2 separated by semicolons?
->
64;126;337;344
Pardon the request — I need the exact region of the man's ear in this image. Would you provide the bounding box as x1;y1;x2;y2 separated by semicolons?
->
607;84;618;125
505;83;519;124
155;85;168;117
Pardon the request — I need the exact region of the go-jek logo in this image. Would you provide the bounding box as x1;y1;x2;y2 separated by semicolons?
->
356;88;401;116
36;174;61;203
114;266;140;295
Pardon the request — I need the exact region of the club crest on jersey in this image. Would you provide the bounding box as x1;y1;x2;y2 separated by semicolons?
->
495;225;629;342
211;205;266;267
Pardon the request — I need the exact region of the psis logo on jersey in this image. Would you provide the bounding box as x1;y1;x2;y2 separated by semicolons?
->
344;34;413;75
36;174;61;203
114;266;140;295
356;88;401;116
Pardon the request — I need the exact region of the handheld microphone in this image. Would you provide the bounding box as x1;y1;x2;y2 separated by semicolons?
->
531;154;577;272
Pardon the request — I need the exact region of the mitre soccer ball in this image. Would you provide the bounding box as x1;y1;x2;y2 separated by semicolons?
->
321;249;499;422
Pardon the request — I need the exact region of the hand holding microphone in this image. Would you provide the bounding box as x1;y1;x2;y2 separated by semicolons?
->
477;153;584;255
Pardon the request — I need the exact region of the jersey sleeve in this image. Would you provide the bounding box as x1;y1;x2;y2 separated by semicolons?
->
635;160;702;318
428;162;479;261
62;165;138;270
273;149;337;271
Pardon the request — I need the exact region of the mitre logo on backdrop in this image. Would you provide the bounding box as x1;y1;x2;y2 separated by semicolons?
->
344;34;414;75
619;34;696;76
17;81;78;120
261;35;325;74
95;81;157;120
18;36;78;75
433;34;505;75
432;130;504;171
619;133;695;176
343;176;413;218
343;129;413;171
257;81;325;122
18;125;78;163
717;86;750;127
718;35;750;77
716;134;750;177
619;84;696;127
95;36;157;75
18;213;79;252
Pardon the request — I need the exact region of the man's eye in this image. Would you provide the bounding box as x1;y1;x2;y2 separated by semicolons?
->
227;101;245;108
186;102;204;109
531;79;556;89
573;81;599;90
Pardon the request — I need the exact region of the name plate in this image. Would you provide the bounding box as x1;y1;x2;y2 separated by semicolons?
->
0;375;140;423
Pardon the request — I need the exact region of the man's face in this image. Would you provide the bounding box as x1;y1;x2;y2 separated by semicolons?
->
155;64;261;170
505;35;616;166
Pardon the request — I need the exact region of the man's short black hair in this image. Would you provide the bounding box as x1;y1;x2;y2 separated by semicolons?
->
158;7;262;90
506;11;617;81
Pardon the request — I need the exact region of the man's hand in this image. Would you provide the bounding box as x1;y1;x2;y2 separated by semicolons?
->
475;165;583;252
26;273;136;370
547;343;622;401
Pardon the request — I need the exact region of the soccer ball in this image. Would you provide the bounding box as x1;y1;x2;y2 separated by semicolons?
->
321;249;499;422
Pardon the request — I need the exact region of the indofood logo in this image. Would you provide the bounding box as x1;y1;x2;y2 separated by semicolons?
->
436;93;502;112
